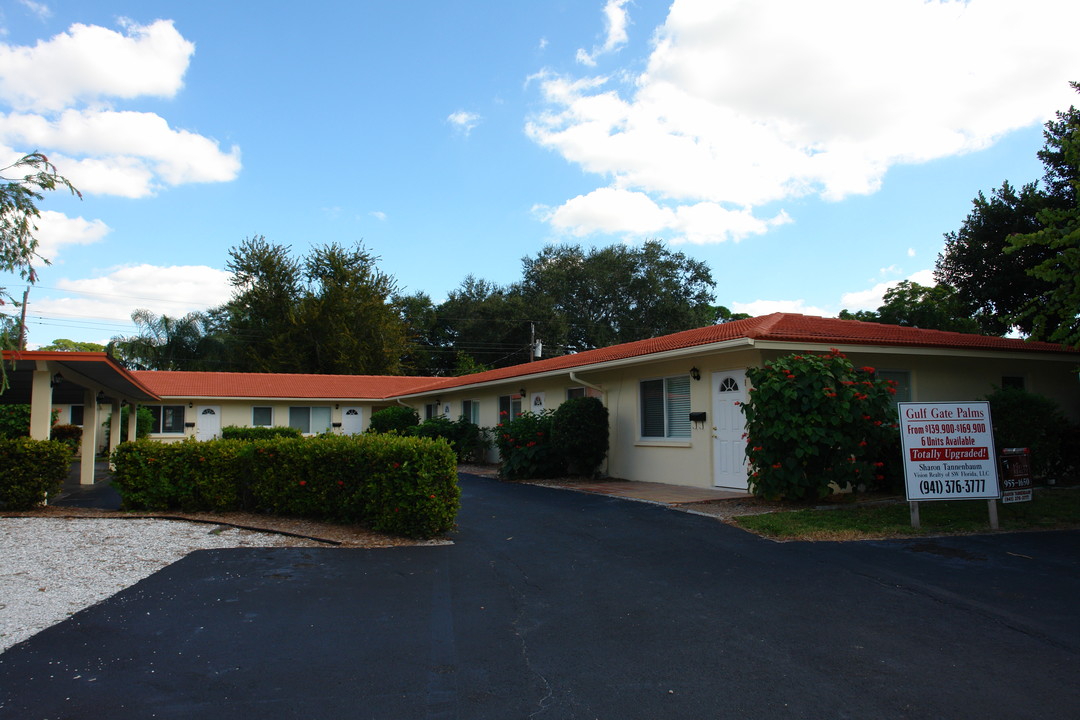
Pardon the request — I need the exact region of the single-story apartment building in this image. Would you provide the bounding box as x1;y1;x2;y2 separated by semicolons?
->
7;313;1080;490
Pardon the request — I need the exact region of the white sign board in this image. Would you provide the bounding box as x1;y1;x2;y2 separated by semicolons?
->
898;402;1000;502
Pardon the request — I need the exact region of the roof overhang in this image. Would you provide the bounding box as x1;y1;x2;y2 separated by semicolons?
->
392;338;758;399
1;351;161;404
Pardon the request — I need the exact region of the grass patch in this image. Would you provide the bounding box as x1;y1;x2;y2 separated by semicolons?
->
734;487;1080;541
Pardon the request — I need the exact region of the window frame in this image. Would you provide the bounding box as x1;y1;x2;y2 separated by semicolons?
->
462;399;480;425
252;406;273;427
288;406;331;435
498;394;523;422
639;375;691;440
148;405;187;434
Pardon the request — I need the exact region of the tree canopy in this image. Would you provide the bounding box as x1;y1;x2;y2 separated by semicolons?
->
935;82;1080;342
839;281;980;333
1005;82;1080;347
400;240;720;374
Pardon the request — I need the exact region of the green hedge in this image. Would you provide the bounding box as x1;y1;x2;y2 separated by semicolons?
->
221;425;303;440
110;434;460;538
0;438;73;510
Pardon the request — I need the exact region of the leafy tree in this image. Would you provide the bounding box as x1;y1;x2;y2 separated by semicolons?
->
0;153;80;284
1;153;79;390
839;281;980;333
220;235;303;372
433;275;539;371
109;310;223;371
296;243;407;375
38;338;106;352
215;237;409;374
713;305;751;324
395;291;443;375
936;83;1080;338
1005;83;1080;347
935;181;1053;335
519;240;716;353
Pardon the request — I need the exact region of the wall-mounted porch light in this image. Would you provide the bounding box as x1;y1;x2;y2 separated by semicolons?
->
690;367;701;381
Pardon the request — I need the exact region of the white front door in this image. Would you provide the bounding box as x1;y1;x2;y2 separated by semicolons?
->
196;405;221;441
341;406;363;435
711;370;749;490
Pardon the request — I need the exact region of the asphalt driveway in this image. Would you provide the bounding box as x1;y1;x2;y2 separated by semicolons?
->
2;474;1078;719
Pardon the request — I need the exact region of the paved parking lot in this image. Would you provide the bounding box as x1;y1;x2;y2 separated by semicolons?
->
2;474;1078;719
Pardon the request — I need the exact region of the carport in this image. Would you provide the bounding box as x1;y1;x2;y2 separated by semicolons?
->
1;350;160;485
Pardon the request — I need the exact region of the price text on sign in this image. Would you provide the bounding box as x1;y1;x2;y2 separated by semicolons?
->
898;402;1000;502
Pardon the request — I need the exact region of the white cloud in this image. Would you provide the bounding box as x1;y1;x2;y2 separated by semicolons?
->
447;110;481;136
0;20;192;112
731;298;832;317
577;0;631;66
33;210;110;260
0;111;241;197
529;0;1080;243
0;20;239;199
370;210;387;221
840;269;937;312
33;264;234;325
17;0;52;22
536;186;791;243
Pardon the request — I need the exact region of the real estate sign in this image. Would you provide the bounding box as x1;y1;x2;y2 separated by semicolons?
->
898;402;1001;502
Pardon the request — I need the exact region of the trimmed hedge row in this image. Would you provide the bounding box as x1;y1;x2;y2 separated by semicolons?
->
0;438;73;510
221;425;303;440
110;434;459;538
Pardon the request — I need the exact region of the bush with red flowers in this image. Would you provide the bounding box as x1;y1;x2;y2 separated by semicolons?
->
493;411;566;480
742;349;900;501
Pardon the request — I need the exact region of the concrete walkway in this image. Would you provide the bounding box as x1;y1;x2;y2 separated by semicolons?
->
537;479;751;504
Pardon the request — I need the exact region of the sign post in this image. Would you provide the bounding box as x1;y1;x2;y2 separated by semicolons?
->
898;401;1001;529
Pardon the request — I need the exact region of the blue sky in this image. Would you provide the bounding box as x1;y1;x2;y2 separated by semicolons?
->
1;0;1077;348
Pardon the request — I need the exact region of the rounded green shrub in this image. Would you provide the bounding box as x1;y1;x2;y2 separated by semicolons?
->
551;396;609;477
985;386;1077;480
0;438;73;510
368;405;420;434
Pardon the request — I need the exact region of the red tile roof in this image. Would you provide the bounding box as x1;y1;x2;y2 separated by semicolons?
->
403;313;1079;394
132;371;438;399
129;314;1079;400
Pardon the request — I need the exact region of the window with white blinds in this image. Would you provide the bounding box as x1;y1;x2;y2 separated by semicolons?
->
640;375;691;439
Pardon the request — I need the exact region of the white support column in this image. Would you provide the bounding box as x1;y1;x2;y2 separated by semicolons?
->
108;399;122;468
80;387;98;485
29;362;54;440
126;403;139;442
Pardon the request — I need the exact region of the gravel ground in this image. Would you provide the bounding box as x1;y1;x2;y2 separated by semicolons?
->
0;517;335;654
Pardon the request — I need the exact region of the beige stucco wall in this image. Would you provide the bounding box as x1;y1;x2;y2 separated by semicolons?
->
144;399;386;442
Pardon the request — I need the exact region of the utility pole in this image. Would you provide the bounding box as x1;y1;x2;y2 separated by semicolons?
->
17;286;29;350
529;322;535;362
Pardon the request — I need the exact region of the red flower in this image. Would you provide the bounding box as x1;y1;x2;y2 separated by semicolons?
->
338;480;345;486
858;441;868;447
862;415;872;421
393;462;401;469
430;494;436;499
299;480;307;486
861;366;875;373
771;462;782;469
887;387;897;395
874;420;882;426
733;401;741;406
874;462;885;468
875;474;885;481
527;441;536;447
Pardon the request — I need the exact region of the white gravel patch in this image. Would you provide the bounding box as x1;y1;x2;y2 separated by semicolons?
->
0;517;318;654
